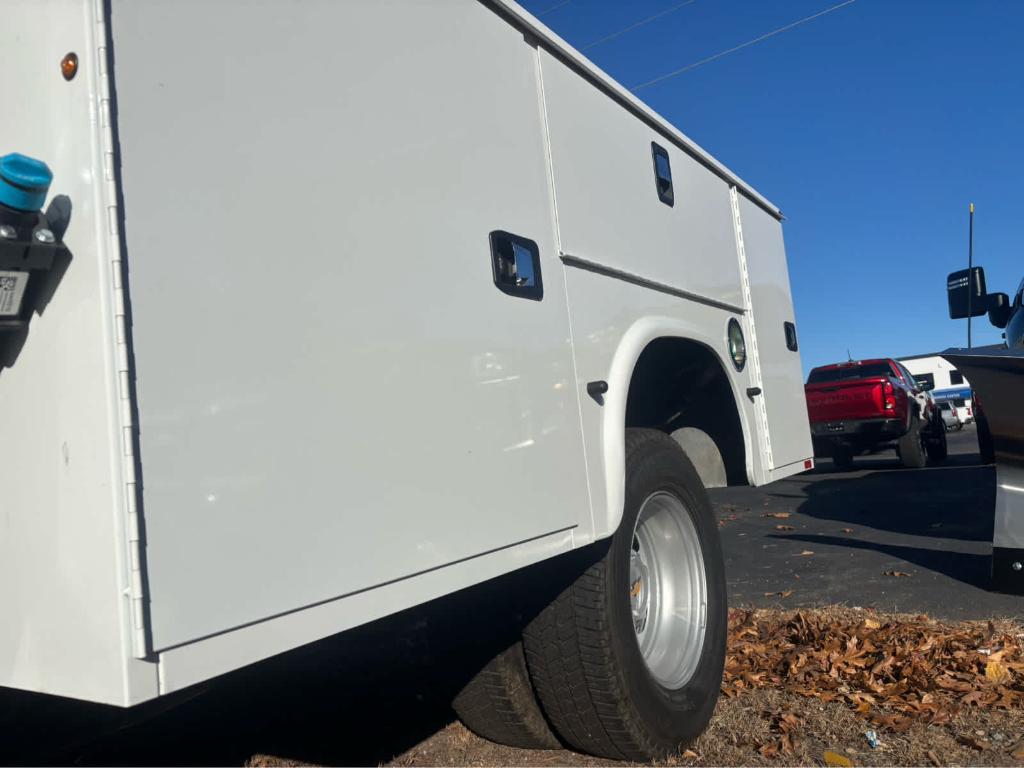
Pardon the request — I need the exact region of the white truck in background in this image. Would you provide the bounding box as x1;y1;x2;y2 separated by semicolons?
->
1;1;812;760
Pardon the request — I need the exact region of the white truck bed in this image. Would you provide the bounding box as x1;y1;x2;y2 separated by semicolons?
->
1;0;811;705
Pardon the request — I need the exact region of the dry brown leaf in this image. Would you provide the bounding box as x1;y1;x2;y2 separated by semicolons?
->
883;570;911;577
722;609;1024;736
926;749;941;766
775;524;796;531
764;590;794;598
840;527;854;533
797;550;814;556
824;750;853;767
681;748;699;760
759;741;779;758
957;734;991;751
764;511;791;519
1011;744;1024;760
936;675;973;692
986;660;1012;684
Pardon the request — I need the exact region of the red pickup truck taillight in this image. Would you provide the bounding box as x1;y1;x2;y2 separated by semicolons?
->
883;380;895;411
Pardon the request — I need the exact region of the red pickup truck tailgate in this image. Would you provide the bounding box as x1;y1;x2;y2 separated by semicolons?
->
805;377;889;423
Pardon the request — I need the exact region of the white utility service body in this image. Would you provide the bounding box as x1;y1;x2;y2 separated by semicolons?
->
1;0;812;706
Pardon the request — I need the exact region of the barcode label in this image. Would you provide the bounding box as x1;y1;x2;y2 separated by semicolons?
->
0;271;28;317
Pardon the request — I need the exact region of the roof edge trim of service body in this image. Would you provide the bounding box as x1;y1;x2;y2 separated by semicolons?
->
483;0;784;221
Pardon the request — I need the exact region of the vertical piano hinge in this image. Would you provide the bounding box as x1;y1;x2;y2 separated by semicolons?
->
94;4;148;659
730;187;773;469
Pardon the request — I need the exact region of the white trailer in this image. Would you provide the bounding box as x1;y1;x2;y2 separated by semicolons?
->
1;1;812;759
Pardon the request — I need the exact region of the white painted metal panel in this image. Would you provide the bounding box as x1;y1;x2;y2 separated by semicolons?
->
110;0;590;650
0;0;156;704
559;267;766;538
538;50;744;310
157;528;574;694
488;1;781;219
736;197;812;471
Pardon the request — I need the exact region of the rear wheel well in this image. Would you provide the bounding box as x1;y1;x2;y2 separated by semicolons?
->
625;337;747;486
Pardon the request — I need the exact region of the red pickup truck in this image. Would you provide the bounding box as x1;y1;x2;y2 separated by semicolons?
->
805;358;948;469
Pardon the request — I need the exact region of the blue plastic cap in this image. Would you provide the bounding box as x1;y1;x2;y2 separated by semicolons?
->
0;153;53;212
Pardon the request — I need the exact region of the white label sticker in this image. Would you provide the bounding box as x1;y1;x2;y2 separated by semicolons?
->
0;271;29;317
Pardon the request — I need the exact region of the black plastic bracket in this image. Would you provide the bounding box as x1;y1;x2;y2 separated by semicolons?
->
0;203;67;331
587;380;608;404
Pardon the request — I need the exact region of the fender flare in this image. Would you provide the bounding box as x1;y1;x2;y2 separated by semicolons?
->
593;315;755;539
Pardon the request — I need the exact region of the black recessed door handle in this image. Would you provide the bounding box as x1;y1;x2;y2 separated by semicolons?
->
489;230;543;301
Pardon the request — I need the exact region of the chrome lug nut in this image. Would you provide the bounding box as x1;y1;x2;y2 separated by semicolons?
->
1012;561;1022;572
0;225;15;240
34;228;55;244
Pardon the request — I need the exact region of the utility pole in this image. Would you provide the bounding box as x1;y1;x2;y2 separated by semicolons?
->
967;202;975;348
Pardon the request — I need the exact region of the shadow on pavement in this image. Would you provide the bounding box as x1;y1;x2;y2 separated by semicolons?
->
770;533;993;590
794;463;996;544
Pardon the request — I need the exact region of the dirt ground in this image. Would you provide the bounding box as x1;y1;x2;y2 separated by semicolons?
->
345;688;1024;768
242;608;1024;768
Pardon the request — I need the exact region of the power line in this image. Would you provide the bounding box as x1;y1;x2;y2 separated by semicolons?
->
581;0;698;52
537;0;572;16
632;0;856;91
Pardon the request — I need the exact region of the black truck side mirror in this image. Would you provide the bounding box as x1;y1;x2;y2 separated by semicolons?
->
987;292;1011;329
947;267;988;319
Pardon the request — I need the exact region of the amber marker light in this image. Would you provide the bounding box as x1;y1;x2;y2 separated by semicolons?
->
61;53;78;81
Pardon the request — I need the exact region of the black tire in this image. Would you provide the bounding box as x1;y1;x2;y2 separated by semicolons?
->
898;418;927;469
452;640;561;750
926;419;948;464
977;411;995;464
521;429;727;761
832;446;854;470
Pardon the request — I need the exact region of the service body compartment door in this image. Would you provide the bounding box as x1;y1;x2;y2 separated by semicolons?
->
737;196;812;472
111;1;590;650
538;50;744;310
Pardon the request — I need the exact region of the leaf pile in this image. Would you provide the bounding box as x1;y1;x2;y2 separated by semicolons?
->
724;609;1024;734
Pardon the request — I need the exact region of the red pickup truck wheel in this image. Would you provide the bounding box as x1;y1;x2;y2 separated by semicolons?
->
925;419;948;464
832;446;854;469
898;420;927;469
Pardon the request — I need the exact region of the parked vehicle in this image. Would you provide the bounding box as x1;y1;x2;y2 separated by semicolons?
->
1;1;812;760
938;401;964;431
805;358;948;469
945;266;1024;594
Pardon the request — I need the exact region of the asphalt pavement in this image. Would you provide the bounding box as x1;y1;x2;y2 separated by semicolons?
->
712;424;1023;619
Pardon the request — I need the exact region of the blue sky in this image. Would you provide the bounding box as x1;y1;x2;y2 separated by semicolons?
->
519;0;1023;374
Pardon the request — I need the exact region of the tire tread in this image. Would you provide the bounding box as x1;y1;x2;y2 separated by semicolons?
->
453;641;561;750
